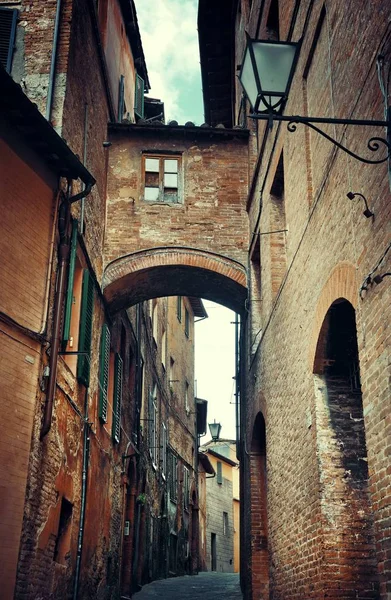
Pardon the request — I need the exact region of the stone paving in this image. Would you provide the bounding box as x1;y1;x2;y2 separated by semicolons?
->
132;572;243;599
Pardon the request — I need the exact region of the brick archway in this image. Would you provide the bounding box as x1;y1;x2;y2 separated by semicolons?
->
102;247;248;313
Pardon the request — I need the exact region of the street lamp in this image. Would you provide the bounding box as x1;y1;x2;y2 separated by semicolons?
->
238;36;391;164
209;421;222;442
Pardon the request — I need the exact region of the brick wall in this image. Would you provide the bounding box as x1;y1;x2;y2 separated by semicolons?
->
105;127;249;266
0;134;57;599
239;0;391;598
0;139;56;332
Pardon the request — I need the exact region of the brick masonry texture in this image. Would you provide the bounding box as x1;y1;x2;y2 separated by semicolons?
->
2;0;391;598
103;128;249;312
239;0;391;598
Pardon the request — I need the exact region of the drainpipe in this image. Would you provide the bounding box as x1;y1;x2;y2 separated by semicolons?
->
73;387;90;600
234;314;240;458
40;181;94;440
46;0;62;122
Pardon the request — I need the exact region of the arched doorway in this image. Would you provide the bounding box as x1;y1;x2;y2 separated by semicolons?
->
249;412;269;599
313;299;379;595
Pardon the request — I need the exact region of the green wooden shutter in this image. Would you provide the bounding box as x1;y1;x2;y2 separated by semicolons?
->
118;74;125;122
134;74;144;118
63;219;78;344
112;353;123;443
77;270;94;386
99;324;110;422
0;8;18;73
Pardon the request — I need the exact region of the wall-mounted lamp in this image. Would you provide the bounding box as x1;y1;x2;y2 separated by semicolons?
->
346;192;374;218
238;36;391;164
208;420;222;442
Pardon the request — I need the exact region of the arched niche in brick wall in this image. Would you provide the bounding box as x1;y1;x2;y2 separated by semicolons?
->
312;299;379;596
102;247;248;314
308;261;358;369
249;411;270;599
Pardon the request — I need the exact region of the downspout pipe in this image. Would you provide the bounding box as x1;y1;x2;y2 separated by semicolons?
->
73;388;90;600
46;0;62;122
40;180;94;440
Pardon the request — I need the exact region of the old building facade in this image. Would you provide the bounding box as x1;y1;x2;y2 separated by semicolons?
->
200;439;240;574
199;0;391;598
0;1;208;598
1;0;390;598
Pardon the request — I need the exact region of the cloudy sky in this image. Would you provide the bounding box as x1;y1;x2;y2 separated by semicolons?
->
134;0;204;124
134;1;237;440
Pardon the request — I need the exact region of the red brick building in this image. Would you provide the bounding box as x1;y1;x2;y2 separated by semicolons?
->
199;0;390;598
1;0;390;598
0;1;209;598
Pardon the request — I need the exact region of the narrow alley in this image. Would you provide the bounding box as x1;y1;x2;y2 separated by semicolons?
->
133;572;243;599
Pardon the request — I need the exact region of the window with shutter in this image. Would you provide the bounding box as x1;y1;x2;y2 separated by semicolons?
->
118;74;125;122
185;308;190;338
0;8;18;73
216;461;223;484
76;270;94;387
148;384;158;466
98;324;110;423
63;219;78;344
112;353;123;443
161;423;167;478
183;466;189;510
134;73;144;118
169;451;178;501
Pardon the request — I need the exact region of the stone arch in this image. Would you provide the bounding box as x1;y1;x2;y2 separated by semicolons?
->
102;247;247;314
312;299;378;595
249;411;269;599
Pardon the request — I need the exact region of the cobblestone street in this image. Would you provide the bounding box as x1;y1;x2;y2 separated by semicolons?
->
132;572;243;599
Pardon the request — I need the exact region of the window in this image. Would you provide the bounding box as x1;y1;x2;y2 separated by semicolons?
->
185;381;190;413
98;324;110;422
161;423;167;478
217;461;223;484
118;74;125;122
76;270;94;386
223;512;229;536
183;466;189;510
152;301;158;341
185;307;190;338
143;154;181;203
270;152;287;300
112;353;123;443
266;0;279;40
148;384;158;467
161;328;167;370
135;73;144;118
63;219;94;386
54;497;73;565
169;357;175;392
176;296;182;322
169;451;178;501
0;8;18;73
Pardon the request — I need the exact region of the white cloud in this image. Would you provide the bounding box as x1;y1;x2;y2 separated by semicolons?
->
134;0;202;123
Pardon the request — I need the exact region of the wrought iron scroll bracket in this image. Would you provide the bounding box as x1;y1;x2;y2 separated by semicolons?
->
287;120;391;165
